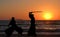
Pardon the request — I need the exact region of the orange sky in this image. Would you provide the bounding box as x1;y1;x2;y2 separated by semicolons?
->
0;0;60;20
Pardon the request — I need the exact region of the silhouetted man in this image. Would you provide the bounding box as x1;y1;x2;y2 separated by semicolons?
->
5;17;23;37
28;12;36;36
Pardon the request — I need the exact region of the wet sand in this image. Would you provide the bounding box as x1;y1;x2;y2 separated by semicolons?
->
0;34;60;37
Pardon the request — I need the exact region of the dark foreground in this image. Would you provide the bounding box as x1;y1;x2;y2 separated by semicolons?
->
0;34;60;37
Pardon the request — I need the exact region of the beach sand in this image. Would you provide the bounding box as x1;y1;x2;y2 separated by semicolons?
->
0;34;60;37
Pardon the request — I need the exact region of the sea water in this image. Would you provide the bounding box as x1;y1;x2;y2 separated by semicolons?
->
0;20;60;35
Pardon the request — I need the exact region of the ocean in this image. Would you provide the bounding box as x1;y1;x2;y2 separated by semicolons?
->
0;20;60;37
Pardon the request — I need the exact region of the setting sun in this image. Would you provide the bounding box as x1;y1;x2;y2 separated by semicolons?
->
43;11;53;20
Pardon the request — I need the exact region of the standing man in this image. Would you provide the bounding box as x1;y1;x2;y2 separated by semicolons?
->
28;12;36;36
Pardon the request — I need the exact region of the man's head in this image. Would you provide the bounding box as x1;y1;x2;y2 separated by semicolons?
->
12;17;15;20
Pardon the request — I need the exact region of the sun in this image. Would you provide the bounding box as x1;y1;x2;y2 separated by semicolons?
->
43;12;52;20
